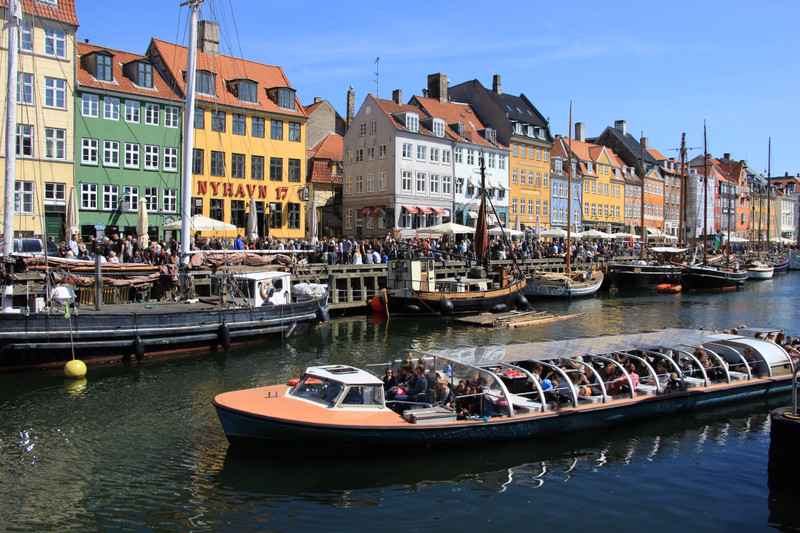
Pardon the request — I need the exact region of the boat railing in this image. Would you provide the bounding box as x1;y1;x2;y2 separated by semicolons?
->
489;362;547;410
670;348;711;386
613;351;661;394
685;344;743;383
638;349;688;390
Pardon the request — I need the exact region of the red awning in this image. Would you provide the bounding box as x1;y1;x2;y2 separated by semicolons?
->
432;207;446;215
403;206;419;214
418;206;434;215
358;206;373;217
370;205;384;216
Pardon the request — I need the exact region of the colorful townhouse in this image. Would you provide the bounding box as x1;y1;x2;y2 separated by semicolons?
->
648;149;682;238
147;21;308;241
770;173;800;242
343;90;455;239
571;123;625;233
0;0;78;240
410;74;509;230
717;155;751;241
449;75;553;231
549;135;583;232
75;42;182;242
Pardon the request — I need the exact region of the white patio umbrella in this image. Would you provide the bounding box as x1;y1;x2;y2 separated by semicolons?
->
309;196;318;245
137;201;149;250
420;222;476;234
580;228;613;239
540;228;567;238
612;232;640;239
246;196;258;241
489;226;523;236
161;214;236;232
66;186;79;238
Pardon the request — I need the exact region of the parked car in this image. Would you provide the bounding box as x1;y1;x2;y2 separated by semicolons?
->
0;238;45;257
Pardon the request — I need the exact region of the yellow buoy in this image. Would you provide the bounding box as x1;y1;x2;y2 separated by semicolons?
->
64;359;87;379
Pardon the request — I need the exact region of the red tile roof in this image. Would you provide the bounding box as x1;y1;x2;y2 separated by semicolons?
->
0;0;78;26
147;38;305;118
76;42;182;102
309;132;343;161
411;96;505;149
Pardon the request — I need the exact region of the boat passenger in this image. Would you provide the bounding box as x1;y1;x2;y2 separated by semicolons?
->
732;346;757;374
433;378;455;409
394;366;428;404
381;367;396;391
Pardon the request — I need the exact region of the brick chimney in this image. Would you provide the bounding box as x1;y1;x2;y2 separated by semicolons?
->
574;122;585;142
641;137;649;150
392;89;403;104
313;97;321;104
346;86;355;127
492;74;502;95
724;152;731;160
427;73;448;103
197;21;220;56
614;120;626;136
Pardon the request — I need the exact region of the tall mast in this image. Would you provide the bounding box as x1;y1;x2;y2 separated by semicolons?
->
180;0;203;265
639;133;646;260
3;0;21;251
702;122;708;265
766;137;771;251
566;102;572;274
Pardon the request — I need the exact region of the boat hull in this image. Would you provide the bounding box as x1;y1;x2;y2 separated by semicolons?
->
772;260;789;273
214;378;792;447
680;266;748;291
386;279;527;316
747;267;774;279
0;297;328;370
608;264;683;291
523;271;604;298
789;251;800;270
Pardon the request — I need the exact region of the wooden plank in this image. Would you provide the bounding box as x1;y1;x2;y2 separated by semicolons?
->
455;311;584;329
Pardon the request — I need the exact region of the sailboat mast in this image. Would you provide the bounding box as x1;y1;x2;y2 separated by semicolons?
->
566;101;572;274
3;0;21;250
179;0;203;265
679;133;687;245
766;137;771;250
639;133;645;260
702;122;708;265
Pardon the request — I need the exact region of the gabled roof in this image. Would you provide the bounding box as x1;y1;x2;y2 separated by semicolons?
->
490;92;549;131
590;126;659;167
76;42;182;102
0;0;78;26
147;38;305;118
308;132;343;161
410;96;505;149
303;100;325;116
370;95;450;141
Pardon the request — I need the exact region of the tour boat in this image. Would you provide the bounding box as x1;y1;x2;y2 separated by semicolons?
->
212;327;796;447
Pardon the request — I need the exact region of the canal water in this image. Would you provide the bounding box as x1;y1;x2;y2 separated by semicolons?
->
1;274;799;531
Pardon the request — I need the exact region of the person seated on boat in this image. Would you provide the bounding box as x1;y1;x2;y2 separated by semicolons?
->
732;346;757;375
616;363;640;395
107;250;120;263
394;365;428;404
569;372;593;397
321;381;343;403
386;363;414;400
433;377;456;409
381;367;396;391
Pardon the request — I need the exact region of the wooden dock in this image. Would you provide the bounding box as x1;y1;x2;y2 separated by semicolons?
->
454;310;584;329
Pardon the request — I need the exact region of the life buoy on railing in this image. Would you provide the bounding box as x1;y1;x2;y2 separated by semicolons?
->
260;281;274;300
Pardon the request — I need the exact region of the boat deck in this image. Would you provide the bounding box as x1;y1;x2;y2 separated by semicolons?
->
455;310;583;329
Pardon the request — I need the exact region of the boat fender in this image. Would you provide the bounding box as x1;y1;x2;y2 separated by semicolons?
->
515;293;529;310
283;321;297;340
406;305;421;313
491;304;507;313
133;336;145;361
370;295;385;313
468;266;487;279
316;307;329;322
218;323;231;351
439;297;454;316
260;281;274;301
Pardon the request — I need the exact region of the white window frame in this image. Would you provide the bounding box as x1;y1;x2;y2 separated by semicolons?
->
163;147;178;172
144;145;159;170
18;72;33;105
163;189;177;213
45;128;66;159
103;140;119;167
144;103;160;126
81;183;98;210
102;184;118;211
44;77;66;108
44;26;66;58
81;138;99;165
123;186;139;212
124;143;140;168
378;171;386;191
104;97;119;120
165;106;180;128
125;100;140;123
82;93;99;117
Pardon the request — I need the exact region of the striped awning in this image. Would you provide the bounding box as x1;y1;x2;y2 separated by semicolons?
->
432;207;446;215
358;206;372;217
403;206;419;214
418;206;434;215
370;205;384;216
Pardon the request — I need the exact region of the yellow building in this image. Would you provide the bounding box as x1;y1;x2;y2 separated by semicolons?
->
511;140;551;229
0;0;79;240
147;22;307;242
570;140;625;231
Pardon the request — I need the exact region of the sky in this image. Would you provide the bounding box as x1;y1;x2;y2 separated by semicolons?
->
74;0;800;177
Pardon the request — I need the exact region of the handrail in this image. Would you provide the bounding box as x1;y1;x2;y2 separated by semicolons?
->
793;364;799;417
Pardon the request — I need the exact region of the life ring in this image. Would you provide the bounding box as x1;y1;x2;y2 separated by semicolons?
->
260;281;275;300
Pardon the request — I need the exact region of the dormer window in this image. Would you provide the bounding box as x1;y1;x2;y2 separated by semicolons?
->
554;159;563;173
432;118;445;138
230;79;258;103
278;88;295;109
96;53;113;82
526;125;534;137
483;128;496;144
136;62;153;88
196;70;216;96
514;122;522;134
405;113;419;133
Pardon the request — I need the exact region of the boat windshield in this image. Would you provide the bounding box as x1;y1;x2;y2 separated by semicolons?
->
290;375;383;407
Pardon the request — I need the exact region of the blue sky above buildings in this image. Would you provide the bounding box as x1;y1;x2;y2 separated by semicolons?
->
76;0;800;175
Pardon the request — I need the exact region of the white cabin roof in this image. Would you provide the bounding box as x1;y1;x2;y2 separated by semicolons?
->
305;365;383;386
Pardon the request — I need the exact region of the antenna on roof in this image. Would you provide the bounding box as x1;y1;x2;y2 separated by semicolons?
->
374;57;380;98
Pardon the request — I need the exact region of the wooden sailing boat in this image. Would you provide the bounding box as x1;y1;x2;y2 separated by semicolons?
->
0;0;329;371
384;154;528;315
524;102;603;298
745;138;775;279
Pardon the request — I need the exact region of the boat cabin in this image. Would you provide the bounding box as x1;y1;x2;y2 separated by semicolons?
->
289;365;386;409
232;271;292;306
387;257;504;292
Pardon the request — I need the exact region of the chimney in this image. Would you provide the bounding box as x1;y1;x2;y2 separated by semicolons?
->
314;97;321;104
492;74;502;95
346;86;355;127
427;73;448;103
640;137;649;150
614;120;627;136
723;152;731;161
392;89;402;105
574;122;585;143
197;20;220;56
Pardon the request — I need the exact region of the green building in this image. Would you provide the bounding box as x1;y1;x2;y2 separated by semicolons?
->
75;41;183;242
